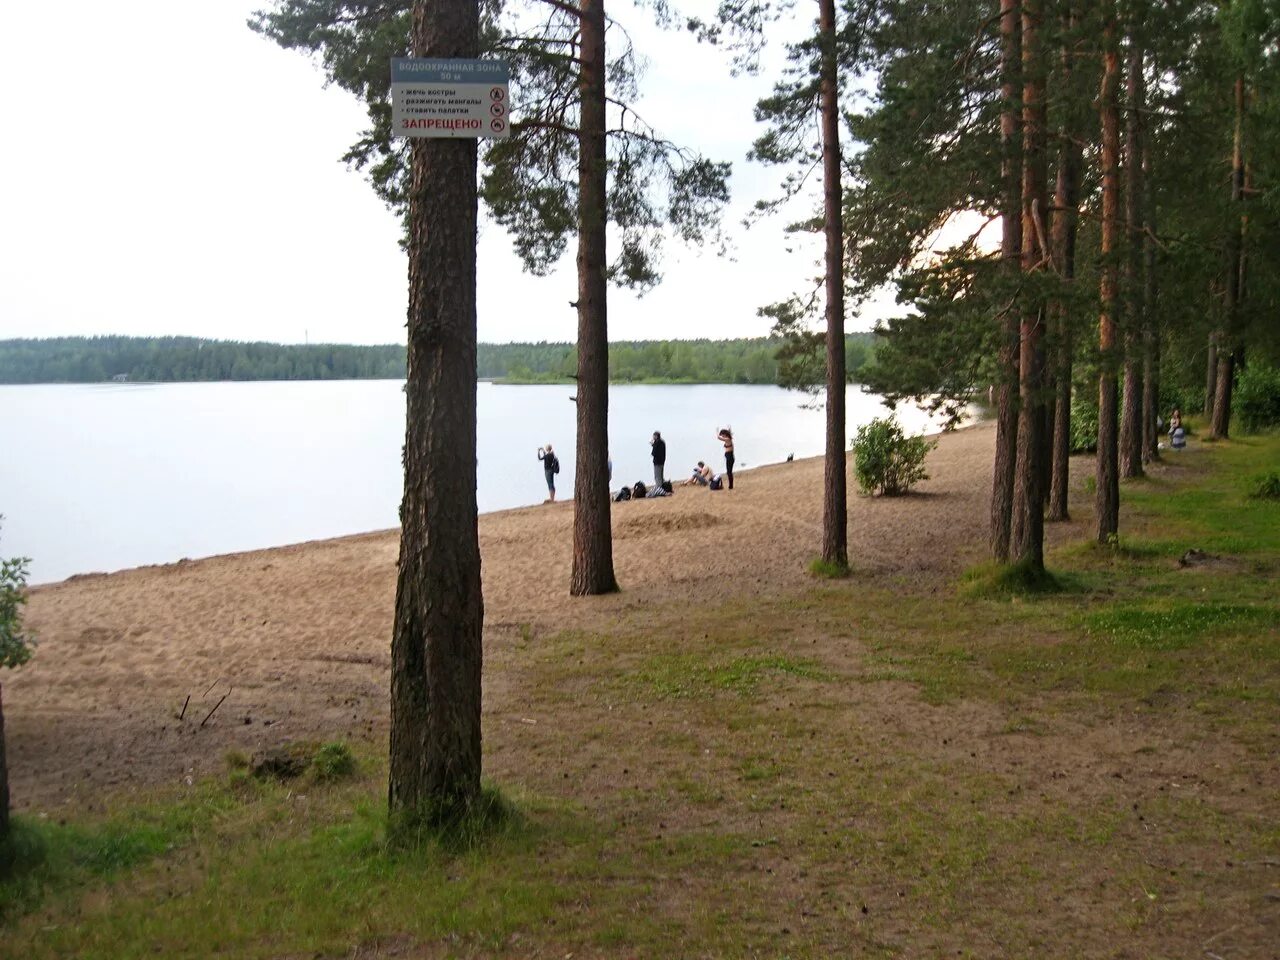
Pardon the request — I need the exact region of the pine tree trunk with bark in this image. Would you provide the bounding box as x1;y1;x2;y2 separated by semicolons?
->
818;0;848;570
1010;0;1047;569
570;0;619;596
1119;39;1145;478
1205;334;1218;419
1209;75;1246;440
991;0;1022;563
1141;139;1160;462
1096;4;1121;543
387;0;485;833
1047;2;1081;523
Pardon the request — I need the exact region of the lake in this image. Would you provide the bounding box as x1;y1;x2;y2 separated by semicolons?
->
0;381;950;583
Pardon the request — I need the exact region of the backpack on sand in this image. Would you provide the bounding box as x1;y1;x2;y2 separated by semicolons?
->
709;476;723;491
614;486;631;502
632;481;647;498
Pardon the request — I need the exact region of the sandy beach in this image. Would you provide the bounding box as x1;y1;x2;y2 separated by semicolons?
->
6;422;1079;809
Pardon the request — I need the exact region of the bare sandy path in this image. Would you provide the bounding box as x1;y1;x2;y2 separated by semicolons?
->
7;421;1076;808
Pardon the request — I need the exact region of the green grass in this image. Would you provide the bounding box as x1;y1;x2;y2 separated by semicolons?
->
808;557;851;578
622;652;833;700
959;558;1078;597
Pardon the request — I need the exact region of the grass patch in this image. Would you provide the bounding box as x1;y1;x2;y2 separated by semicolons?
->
808;557;851;579
624;652;832;701
959;559;1075;597
1247;470;1280;500
388;783;519;853
1;782;239;921
311;741;357;782
1083;601;1277;651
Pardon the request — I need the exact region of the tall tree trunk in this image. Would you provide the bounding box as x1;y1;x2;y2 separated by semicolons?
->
1119;38;1144;478
1011;0;1047;569
1096;3;1121;543
0;683;9;869
818;0;848;569
1047;3;1080;523
1205;333;1218;418
571;0;618;595
1141;138;1159;462
991;0;1022;563
388;0;484;831
1209;75;1246;440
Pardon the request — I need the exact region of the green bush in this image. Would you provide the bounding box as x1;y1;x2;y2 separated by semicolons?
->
1070;392;1099;453
851;417;937;496
1248;471;1280;500
1233;363;1280;433
311;742;357;782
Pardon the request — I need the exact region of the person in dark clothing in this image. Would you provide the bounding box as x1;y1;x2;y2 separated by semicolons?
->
650;431;666;487
717;428;735;489
537;443;559;502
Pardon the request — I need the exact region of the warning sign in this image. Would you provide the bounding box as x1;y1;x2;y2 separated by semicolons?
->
391;59;511;139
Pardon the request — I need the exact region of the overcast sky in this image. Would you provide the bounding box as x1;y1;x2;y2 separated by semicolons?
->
0;0;896;346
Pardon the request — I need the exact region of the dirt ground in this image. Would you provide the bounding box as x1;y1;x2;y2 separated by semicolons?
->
8;422;1023;810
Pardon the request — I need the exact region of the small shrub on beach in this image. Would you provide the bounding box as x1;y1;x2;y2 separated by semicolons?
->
311;742;356;782
852;417;936;496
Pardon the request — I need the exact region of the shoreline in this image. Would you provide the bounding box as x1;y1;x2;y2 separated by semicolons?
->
11;420;1007;809
28;417;978;589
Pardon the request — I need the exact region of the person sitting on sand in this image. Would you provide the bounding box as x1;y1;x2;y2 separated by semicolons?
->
682;461;712;486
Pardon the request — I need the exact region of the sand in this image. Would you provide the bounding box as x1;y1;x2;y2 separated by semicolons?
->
6;421;1065;809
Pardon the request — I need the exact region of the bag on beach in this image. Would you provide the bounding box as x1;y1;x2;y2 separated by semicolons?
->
614;486;631;502
709;476;723;491
661;480;673;493
632;481;647;498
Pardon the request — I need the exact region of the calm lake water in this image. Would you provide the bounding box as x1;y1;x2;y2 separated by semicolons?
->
0;381;949;584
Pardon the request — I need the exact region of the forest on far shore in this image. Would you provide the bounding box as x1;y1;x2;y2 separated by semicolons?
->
0;334;878;387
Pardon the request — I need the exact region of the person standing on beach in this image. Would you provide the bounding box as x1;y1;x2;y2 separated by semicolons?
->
717;428;735;490
651;431;666;487
537;443;559;502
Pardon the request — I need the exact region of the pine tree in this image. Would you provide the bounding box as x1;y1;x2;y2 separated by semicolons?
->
387;0;485;833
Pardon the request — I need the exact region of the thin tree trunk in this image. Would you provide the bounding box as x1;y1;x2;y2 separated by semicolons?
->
991;0;1022;563
0;683;9;866
1209;75;1246;440
1047;3;1080;523
387;0;484;833
1119;38;1144;478
1205;333;1218;418
1096;3;1121;543
1011;0;1046;569
570;0;618;595
818;0;847;569
1141;138;1159;462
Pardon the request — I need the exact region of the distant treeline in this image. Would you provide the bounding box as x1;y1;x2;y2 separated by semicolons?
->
0;335;878;386
0;337;404;384
483;336;876;384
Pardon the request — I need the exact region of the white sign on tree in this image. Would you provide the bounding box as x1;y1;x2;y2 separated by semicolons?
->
391;59;511;139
